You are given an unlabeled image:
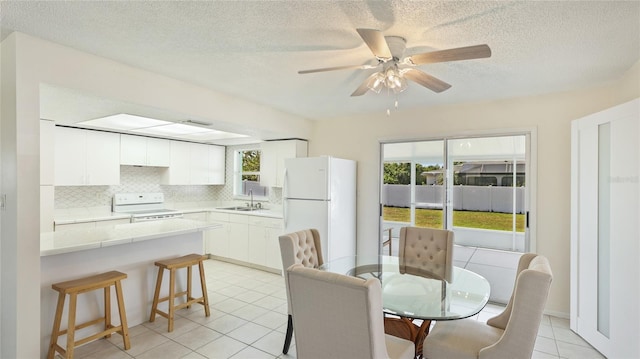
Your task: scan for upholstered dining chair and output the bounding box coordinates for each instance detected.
[422,253,553,359]
[287,264,415,359]
[398,227,454,282]
[278,229,324,354]
[389,226,454,353]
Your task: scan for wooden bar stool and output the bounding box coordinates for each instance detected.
[48,271,131,359]
[149,254,210,332]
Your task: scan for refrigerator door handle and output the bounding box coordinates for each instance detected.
[284,199,288,228]
[283,168,288,199]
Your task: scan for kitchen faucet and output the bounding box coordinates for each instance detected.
[245,189,262,210]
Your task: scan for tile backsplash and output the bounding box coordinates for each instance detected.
[54,166,224,209]
[54,144,283,209]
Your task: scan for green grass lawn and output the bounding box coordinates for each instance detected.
[383,207,525,232]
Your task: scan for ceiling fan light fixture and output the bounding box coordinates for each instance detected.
[367,73,385,93]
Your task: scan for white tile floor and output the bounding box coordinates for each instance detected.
[59,259,605,359]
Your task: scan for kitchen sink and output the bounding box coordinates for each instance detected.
[217,206,260,212]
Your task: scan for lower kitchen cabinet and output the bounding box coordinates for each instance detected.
[206,212,230,257]
[248,216,284,271]
[265,226,284,270]
[227,214,249,262]
[206,211,283,272]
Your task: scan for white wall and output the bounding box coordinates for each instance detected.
[309,61,640,316]
[1,29,638,354]
[0,32,311,357]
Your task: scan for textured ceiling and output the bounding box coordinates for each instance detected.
[1,1,639,122]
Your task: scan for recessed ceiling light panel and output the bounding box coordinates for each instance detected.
[78,114,171,130]
[131,123,213,136]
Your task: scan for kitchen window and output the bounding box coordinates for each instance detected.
[233,149,268,198]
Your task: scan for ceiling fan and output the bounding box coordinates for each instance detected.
[298,28,491,97]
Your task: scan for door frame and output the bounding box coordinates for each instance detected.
[378,127,538,254]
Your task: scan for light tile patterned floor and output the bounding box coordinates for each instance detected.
[59,259,605,359]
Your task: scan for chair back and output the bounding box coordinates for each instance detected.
[481,254,553,358]
[279,229,324,315]
[398,227,454,282]
[286,264,390,359]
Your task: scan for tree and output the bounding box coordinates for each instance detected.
[384,162,434,185]
[241,150,261,181]
[242,150,260,172]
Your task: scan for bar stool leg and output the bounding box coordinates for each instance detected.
[149,266,164,322]
[115,280,131,350]
[47,292,66,359]
[168,268,176,332]
[187,265,192,309]
[66,293,78,359]
[198,260,210,317]
[104,286,112,338]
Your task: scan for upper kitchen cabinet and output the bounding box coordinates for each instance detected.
[260,139,308,187]
[161,141,225,185]
[120,134,171,167]
[208,145,226,184]
[54,127,120,186]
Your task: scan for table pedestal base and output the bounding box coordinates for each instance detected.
[384,316,431,358]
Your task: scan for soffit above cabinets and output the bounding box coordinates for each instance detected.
[39,84,272,146]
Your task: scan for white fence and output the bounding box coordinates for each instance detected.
[383,184,525,214]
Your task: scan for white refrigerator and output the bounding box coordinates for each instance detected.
[283,156,356,263]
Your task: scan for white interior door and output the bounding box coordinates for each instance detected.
[571,99,640,359]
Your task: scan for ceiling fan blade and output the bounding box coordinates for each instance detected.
[350,73,379,97]
[356,28,392,60]
[298,63,376,74]
[403,69,451,93]
[408,44,491,65]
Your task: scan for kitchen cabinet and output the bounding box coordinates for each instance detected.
[260,139,307,187]
[206,211,283,272]
[208,145,226,184]
[227,214,249,262]
[54,127,120,186]
[120,134,170,167]
[248,216,284,271]
[206,212,230,257]
[163,141,191,184]
[161,141,225,185]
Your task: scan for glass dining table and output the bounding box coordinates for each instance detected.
[319,255,490,356]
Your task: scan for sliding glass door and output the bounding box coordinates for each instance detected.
[380,133,530,255]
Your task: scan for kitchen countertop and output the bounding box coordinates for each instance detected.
[53,203,283,225]
[41,218,221,256]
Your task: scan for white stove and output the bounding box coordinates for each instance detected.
[112,193,183,222]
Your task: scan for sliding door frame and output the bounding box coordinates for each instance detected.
[379,127,537,254]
